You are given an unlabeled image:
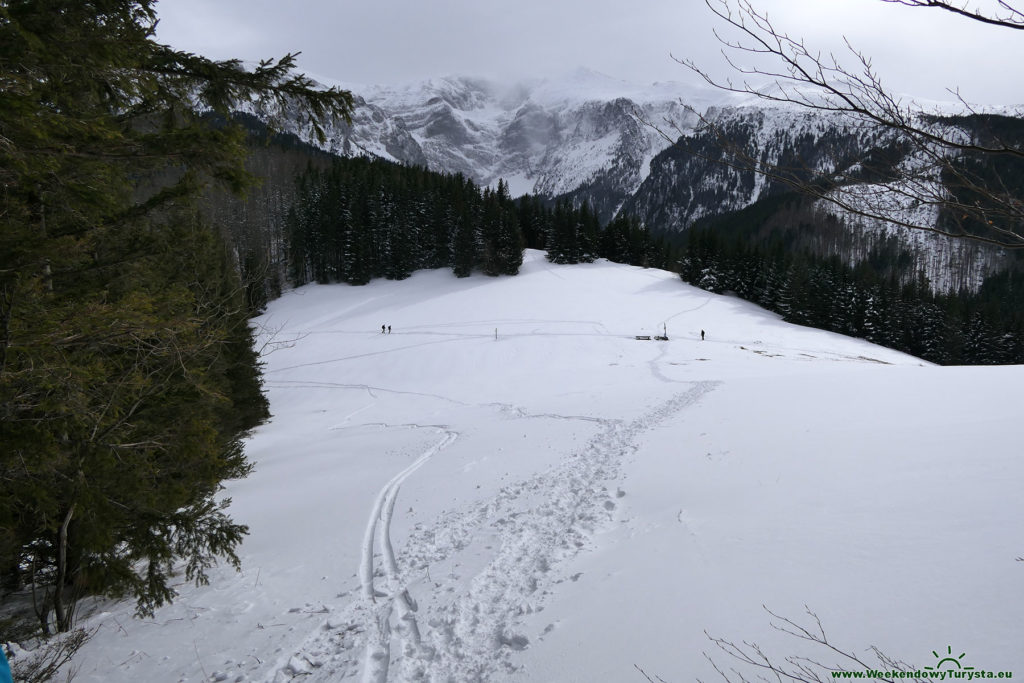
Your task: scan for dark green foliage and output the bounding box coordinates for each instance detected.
[514,194,552,251]
[200,113,339,314]
[679,216,1024,366]
[451,176,483,278]
[546,199,600,264]
[479,181,525,276]
[600,213,675,269]
[280,155,675,284]
[283,159,529,281]
[0,0,351,633]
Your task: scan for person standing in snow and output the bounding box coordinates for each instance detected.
[387,325,391,334]
[381,324,385,334]
[701,330,705,341]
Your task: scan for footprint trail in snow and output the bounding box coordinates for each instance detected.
[265,382,717,682]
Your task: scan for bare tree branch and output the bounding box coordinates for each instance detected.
[879,0,1024,30]
[701,607,926,683]
[651,0,1024,249]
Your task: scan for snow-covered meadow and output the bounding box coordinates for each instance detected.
[73,250,1023,681]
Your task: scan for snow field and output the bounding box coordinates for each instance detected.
[71,251,1024,682]
[513,364,1024,680]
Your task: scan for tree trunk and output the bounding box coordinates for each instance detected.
[53,504,75,633]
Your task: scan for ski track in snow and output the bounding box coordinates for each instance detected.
[265,380,473,408]
[262,381,718,682]
[360,427,458,683]
[268,330,628,375]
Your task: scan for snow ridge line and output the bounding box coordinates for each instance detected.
[360,428,458,683]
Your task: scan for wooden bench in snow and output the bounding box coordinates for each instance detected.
[634,335,651,340]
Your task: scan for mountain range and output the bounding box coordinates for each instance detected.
[260,67,1018,292]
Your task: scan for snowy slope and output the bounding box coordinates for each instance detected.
[243,70,1017,293]
[257,69,723,212]
[69,251,1024,682]
[352,70,704,194]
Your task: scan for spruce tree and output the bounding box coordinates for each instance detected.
[451,177,480,277]
[0,0,352,632]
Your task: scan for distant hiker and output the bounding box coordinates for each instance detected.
[387,325,391,334]
[701,330,705,341]
[381,324,385,334]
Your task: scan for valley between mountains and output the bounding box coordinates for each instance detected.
[73,252,1024,681]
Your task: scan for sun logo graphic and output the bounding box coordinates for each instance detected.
[924,645,975,671]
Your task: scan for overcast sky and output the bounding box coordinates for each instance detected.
[155,0,1024,105]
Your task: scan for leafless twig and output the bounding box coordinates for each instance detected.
[650,0,1024,248]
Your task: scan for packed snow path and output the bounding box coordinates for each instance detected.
[265,381,717,682]
[359,426,458,683]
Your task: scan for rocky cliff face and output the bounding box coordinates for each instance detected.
[622,107,873,230]
[294,70,703,222]
[261,70,1017,291]
[624,106,1016,291]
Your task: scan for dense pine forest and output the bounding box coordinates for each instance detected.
[0,0,352,645]
[678,194,1024,365]
[284,159,678,286]
[210,119,677,310]
[220,119,1023,368]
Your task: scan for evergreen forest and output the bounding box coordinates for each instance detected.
[221,121,1024,369]
[3,1,1022,661]
[280,156,678,288]
[212,119,678,305]
[678,194,1024,365]
[0,0,352,638]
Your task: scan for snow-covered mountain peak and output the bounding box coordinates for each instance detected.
[265,68,763,209]
[526,67,646,107]
[357,68,734,113]
[361,75,500,112]
[249,69,1020,294]
[315,69,716,206]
